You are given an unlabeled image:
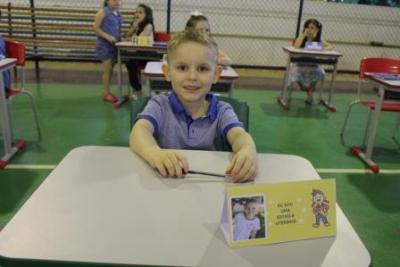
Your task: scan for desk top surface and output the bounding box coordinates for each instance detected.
[116,41,167,51]
[0,58,16,71]
[283,46,343,57]
[144,61,239,80]
[365,72,400,89]
[0,146,370,267]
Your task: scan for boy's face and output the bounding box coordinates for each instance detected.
[313,193,323,204]
[162,41,221,105]
[244,202,258,220]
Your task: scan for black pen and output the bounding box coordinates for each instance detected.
[187,170,226,178]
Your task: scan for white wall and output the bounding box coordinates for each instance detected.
[2,0,399,71]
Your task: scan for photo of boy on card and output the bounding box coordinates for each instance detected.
[231,195,266,241]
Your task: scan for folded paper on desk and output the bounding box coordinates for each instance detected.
[220,179,336,248]
[305,41,323,51]
[132,36,154,47]
[372,73,400,81]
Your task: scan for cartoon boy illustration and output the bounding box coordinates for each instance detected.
[311,189,330,228]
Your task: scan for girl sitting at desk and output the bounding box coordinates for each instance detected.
[125,4,154,98]
[0,10,10,91]
[185,12,233,66]
[291,18,332,105]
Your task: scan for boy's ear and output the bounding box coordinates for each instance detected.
[161,63,171,81]
[212,65,223,84]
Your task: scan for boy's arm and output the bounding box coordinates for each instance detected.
[250,229,258,239]
[226,127,258,183]
[130,119,189,178]
[93,10,117,44]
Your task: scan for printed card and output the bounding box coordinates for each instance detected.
[220,179,336,248]
[136,36,153,47]
[305,41,323,51]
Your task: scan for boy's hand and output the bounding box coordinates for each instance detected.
[225,147,258,183]
[149,150,189,178]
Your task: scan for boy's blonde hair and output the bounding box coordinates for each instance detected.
[166,29,218,63]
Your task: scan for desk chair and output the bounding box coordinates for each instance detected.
[340,57,400,147]
[5,40,41,140]
[154,32,171,43]
[130,95,249,151]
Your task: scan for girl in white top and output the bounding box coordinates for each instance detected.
[185,12,233,66]
[125,4,154,95]
[290,18,332,105]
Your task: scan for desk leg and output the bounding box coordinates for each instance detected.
[277,56,291,110]
[350,85,384,173]
[319,62,337,112]
[229,82,234,97]
[0,75,25,168]
[113,48,129,109]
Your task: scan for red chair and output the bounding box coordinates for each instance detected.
[154,32,171,42]
[340,57,400,148]
[5,40,41,139]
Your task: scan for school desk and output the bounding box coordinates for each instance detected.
[143,61,239,96]
[278,46,343,111]
[349,72,400,173]
[0,146,371,267]
[114,41,167,108]
[0,58,25,168]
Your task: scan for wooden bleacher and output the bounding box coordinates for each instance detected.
[0,3,133,78]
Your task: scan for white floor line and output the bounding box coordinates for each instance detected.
[317,168,400,174]
[6,164,56,170]
[5,164,400,174]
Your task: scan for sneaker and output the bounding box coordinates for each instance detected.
[102,94,118,103]
[305,98,313,105]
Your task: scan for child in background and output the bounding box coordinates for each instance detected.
[125,4,155,96]
[233,199,261,241]
[129,30,257,183]
[93,0,123,103]
[291,18,332,105]
[0,10,11,91]
[185,12,233,66]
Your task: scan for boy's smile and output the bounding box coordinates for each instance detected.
[244,202,259,220]
[162,41,221,109]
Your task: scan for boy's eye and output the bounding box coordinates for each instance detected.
[198,65,210,73]
[175,64,188,71]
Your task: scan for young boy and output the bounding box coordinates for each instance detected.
[233,199,261,241]
[129,30,257,183]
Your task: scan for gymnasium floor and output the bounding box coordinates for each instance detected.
[1,70,399,266]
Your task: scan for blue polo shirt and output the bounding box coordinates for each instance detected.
[136,92,243,151]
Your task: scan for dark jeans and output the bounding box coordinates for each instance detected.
[125,59,148,91]
[384,90,400,100]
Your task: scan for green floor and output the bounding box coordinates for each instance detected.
[1,82,400,267]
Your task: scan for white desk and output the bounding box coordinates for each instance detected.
[0,146,370,266]
[278,46,343,111]
[114,41,167,108]
[350,72,400,173]
[0,58,25,169]
[144,61,239,96]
